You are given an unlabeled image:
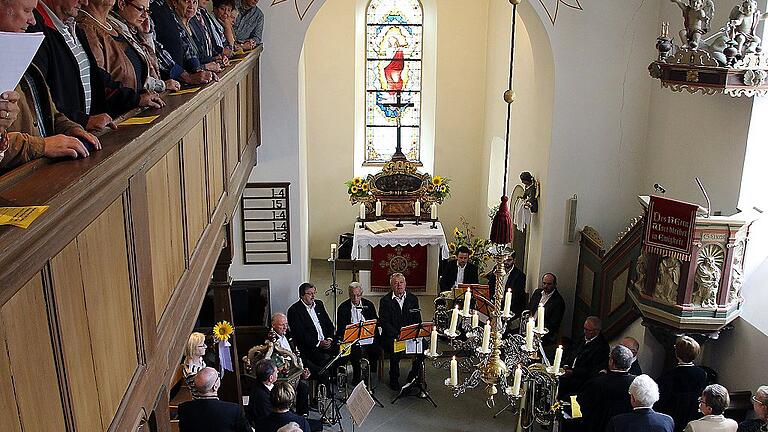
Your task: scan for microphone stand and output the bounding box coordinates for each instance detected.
[327,250,342,327]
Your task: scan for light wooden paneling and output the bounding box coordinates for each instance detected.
[50,241,104,432]
[183,120,208,254]
[224,87,239,180]
[206,104,225,216]
[246,72,254,141]
[0,275,66,432]
[147,146,185,323]
[0,327,21,432]
[77,198,138,427]
[238,82,248,157]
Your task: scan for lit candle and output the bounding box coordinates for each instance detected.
[481,322,491,352]
[450,356,458,386]
[552,345,563,373]
[330,243,337,259]
[463,288,472,316]
[537,303,545,332]
[375,200,382,217]
[430,203,438,220]
[503,289,512,316]
[511,365,522,396]
[359,203,366,220]
[414,201,421,217]
[430,328,438,355]
[448,306,459,335]
[525,318,534,350]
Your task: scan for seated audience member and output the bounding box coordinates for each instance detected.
[485,249,525,316]
[277,423,303,432]
[151,0,221,78]
[526,272,565,345]
[30,0,163,129]
[137,17,211,85]
[232,0,262,45]
[440,245,479,292]
[211,0,239,53]
[108,0,181,92]
[79,0,169,101]
[0,1,100,172]
[336,282,380,384]
[178,367,250,432]
[657,336,708,432]
[182,332,207,398]
[607,374,675,432]
[192,0,230,62]
[621,336,643,375]
[738,386,768,432]
[248,358,278,425]
[286,282,336,382]
[260,381,311,432]
[578,345,636,432]
[559,316,610,396]
[685,384,738,432]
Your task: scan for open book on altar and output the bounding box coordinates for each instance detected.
[364,220,397,234]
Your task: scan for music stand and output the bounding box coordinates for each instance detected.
[391,322,437,407]
[335,259,373,283]
[341,320,384,408]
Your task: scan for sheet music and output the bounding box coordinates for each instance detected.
[0,32,45,92]
[348,381,376,426]
[359,337,374,346]
[405,337,423,354]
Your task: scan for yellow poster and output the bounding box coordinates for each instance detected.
[570,395,582,418]
[169,87,201,96]
[339,343,352,358]
[121,115,159,126]
[393,340,406,353]
[0,206,49,229]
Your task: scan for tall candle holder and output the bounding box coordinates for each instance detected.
[413,215,421,226]
[430,218,438,229]
[396,219,404,227]
[357,217,365,229]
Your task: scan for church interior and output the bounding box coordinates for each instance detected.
[2,0,768,431]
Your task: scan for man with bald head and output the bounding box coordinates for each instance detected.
[267,313,311,417]
[621,336,643,375]
[178,367,250,432]
[560,316,610,396]
[336,282,380,384]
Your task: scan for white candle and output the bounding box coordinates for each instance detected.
[525,318,534,350]
[430,328,438,355]
[450,356,458,386]
[463,289,472,316]
[552,345,563,373]
[537,303,545,332]
[430,203,438,220]
[359,203,366,220]
[503,289,512,316]
[448,306,459,335]
[330,243,337,259]
[481,323,491,352]
[511,365,522,396]
[415,201,421,217]
[375,200,382,217]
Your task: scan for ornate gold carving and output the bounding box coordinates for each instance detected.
[686,69,700,82]
[581,226,604,249]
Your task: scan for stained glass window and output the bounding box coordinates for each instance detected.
[365,0,423,165]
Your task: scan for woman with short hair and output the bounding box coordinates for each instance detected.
[258,381,310,432]
[684,384,738,432]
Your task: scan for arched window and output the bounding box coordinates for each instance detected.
[364,0,423,165]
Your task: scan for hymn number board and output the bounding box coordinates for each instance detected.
[241,183,291,264]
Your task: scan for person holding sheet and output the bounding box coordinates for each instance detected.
[336,281,381,384]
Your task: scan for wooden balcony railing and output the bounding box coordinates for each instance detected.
[0,47,262,432]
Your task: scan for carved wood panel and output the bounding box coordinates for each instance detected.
[224,87,240,180]
[206,104,225,218]
[183,120,210,254]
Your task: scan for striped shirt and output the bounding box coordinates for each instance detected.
[42,3,92,114]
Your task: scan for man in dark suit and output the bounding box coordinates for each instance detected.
[248,359,278,425]
[526,272,565,345]
[379,272,422,391]
[621,336,643,376]
[656,336,708,432]
[336,282,380,384]
[486,249,526,316]
[560,316,610,396]
[578,345,637,432]
[286,282,336,381]
[440,246,479,291]
[607,374,675,432]
[178,367,250,432]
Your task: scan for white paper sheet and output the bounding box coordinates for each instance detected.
[348,381,376,427]
[0,32,45,92]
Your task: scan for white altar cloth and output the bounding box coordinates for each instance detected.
[351,222,449,260]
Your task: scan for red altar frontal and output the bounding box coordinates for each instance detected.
[370,245,428,292]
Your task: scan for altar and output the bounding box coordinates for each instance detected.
[351,222,448,295]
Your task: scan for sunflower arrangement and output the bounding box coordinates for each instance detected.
[448,217,491,272]
[213,320,235,342]
[345,177,372,198]
[427,175,451,202]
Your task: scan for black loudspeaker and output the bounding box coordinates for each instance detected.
[338,233,354,259]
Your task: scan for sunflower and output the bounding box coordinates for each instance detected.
[453,227,461,237]
[352,177,363,186]
[431,176,443,186]
[361,183,369,192]
[213,321,234,342]
[448,242,456,252]
[351,186,359,194]
[427,184,435,192]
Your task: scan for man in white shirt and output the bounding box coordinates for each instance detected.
[378,273,422,391]
[439,246,479,291]
[336,282,380,384]
[286,283,336,382]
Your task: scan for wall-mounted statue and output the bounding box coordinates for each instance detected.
[693,244,723,307]
[655,256,681,305]
[727,0,768,54]
[670,0,715,49]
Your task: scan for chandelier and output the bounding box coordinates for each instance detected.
[428,0,564,427]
